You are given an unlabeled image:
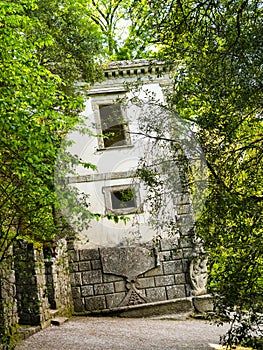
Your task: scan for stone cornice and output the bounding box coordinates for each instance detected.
[104,59,170,79]
[88,59,173,95]
[68,170,136,184]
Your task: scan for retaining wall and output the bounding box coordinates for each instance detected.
[68,237,195,313]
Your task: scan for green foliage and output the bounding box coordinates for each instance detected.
[114,0,263,346]
[143,0,263,346]
[86,0,163,59]
[28,0,103,91]
[0,0,102,263]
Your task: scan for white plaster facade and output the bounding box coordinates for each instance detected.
[65,60,173,249]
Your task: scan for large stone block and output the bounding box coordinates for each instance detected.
[166,285,186,299]
[137,277,155,289]
[85,295,106,311]
[78,261,91,272]
[82,270,102,285]
[73,298,85,312]
[79,249,100,261]
[155,275,175,287]
[91,259,102,270]
[94,283,114,295]
[174,273,186,284]
[146,287,166,302]
[114,280,126,293]
[81,285,94,297]
[70,272,82,286]
[162,260,183,275]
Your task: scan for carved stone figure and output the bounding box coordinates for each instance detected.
[120,279,148,306]
[100,245,157,305]
[189,255,208,296]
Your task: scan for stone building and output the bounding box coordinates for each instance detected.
[64,59,210,316]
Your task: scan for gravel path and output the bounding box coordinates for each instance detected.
[16,316,229,350]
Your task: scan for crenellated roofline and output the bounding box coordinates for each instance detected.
[88,59,173,95]
[103,59,170,78]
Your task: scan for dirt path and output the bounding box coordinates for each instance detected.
[16,316,229,350]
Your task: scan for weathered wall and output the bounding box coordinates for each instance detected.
[65,62,172,250]
[68,236,195,313]
[0,248,18,347]
[0,60,211,348]
[0,239,74,345]
[14,241,50,326]
[44,239,73,317]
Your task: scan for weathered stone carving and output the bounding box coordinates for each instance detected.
[189,256,208,296]
[100,246,156,305]
[100,246,156,281]
[189,237,208,296]
[119,280,148,306]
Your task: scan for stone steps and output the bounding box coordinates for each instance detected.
[51,317,69,326]
[49,309,59,317]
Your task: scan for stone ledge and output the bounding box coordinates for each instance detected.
[73,295,213,318]
[51,317,69,326]
[192,294,214,314]
[73,297,194,318]
[49,309,59,318]
[17,325,42,340]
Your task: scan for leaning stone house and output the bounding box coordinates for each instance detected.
[63,59,210,316]
[0,60,210,344]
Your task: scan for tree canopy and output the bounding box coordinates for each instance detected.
[132,1,262,346]
[86,0,165,59]
[0,0,102,263]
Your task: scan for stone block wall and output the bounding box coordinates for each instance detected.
[14,241,50,326]
[44,239,73,316]
[0,240,74,345]
[69,237,194,313]
[12,239,73,327]
[0,249,18,346]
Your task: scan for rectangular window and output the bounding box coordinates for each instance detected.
[103,184,142,215]
[111,188,136,210]
[99,104,128,148]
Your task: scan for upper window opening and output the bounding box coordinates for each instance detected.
[103,184,142,215]
[99,104,128,148]
[111,188,136,210]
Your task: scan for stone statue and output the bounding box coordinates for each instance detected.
[190,255,208,296]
